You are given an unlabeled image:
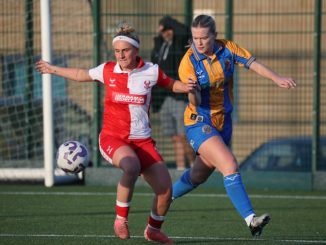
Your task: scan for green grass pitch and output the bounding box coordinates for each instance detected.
[1,184,326,244]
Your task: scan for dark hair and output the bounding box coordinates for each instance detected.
[114,21,140,44]
[159,15,174,32]
[191,15,216,35]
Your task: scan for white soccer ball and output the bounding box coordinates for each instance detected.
[56,140,89,173]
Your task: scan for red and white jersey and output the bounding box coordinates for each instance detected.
[89,57,173,139]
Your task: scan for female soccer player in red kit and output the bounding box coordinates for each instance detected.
[36,22,197,244]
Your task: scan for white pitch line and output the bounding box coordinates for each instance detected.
[0,191,326,200]
[0,233,325,244]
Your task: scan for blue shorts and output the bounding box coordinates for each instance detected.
[185,114,232,152]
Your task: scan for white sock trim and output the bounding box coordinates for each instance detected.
[150,211,165,221]
[116,200,130,207]
[116,215,127,220]
[245,213,255,226]
[147,224,160,231]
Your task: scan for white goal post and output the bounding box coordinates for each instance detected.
[41,0,55,187]
[0,0,82,186]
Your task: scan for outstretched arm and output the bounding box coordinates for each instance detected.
[35,60,92,82]
[171,79,198,93]
[169,79,201,105]
[249,60,296,89]
[168,78,201,106]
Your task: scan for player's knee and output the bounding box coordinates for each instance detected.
[221,163,238,176]
[120,160,141,178]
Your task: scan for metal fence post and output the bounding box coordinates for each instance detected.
[92,0,101,167]
[25,0,34,159]
[184,0,193,28]
[225,0,233,40]
[312,0,322,187]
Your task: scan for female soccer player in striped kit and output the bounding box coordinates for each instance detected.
[36,21,197,244]
[172,14,296,237]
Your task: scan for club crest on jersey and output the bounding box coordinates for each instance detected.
[144,80,151,89]
[201,125,212,134]
[196,70,205,80]
[109,78,116,87]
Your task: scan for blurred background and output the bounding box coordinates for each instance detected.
[0,0,325,187]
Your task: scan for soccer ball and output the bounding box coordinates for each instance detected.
[56,140,89,173]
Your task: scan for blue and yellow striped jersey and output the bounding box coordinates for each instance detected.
[178,39,255,130]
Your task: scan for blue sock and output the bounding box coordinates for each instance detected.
[172,169,198,199]
[224,173,254,219]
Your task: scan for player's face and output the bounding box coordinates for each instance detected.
[191,26,216,56]
[113,41,139,71]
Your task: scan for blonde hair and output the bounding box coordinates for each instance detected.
[114,21,140,44]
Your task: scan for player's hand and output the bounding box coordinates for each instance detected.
[187,78,200,93]
[274,77,296,89]
[187,78,201,106]
[35,60,55,74]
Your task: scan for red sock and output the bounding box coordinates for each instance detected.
[148,212,165,229]
[115,200,130,219]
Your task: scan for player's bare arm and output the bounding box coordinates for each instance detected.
[171,79,198,93]
[249,60,296,89]
[35,60,92,82]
